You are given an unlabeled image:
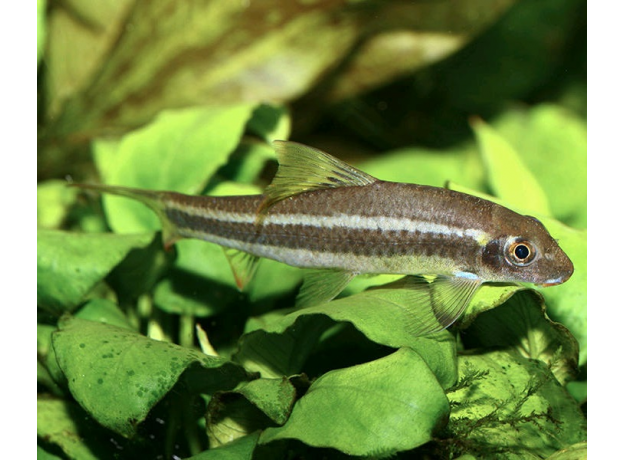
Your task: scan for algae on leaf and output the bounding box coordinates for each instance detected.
[52,317,250,438]
[463,290,579,386]
[441,351,586,459]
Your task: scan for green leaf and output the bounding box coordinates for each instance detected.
[206,397,270,449]
[36,445,63,460]
[246,104,291,143]
[214,144,275,189]
[462,290,579,385]
[37,397,120,459]
[445,351,586,458]
[93,105,255,233]
[52,317,249,438]
[206,378,297,447]
[236,287,458,388]
[75,298,135,330]
[235,315,333,379]
[38,325,64,394]
[492,104,587,228]
[461,283,522,328]
[233,378,297,425]
[546,442,587,460]
[37,180,78,229]
[260,348,449,456]
[37,0,46,63]
[471,118,551,216]
[360,143,484,189]
[37,230,157,313]
[153,270,231,318]
[187,432,261,460]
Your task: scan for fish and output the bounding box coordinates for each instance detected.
[73,141,574,336]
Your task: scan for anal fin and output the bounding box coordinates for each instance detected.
[296,270,356,308]
[223,248,261,291]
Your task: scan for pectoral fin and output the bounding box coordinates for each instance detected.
[258,141,377,216]
[381,274,482,337]
[296,270,356,308]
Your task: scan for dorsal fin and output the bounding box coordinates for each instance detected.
[258,141,377,215]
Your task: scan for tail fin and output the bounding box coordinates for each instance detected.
[71,183,180,249]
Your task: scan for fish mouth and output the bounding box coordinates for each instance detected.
[540,281,562,287]
[539,272,573,287]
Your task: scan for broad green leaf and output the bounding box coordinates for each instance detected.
[153,270,230,318]
[206,397,271,449]
[38,325,63,394]
[93,105,255,233]
[260,348,449,456]
[75,298,135,330]
[206,378,296,447]
[233,378,297,426]
[246,258,303,304]
[52,317,249,438]
[471,118,551,216]
[37,180,78,229]
[187,432,260,460]
[235,315,334,379]
[236,288,458,388]
[360,143,484,189]
[462,290,579,385]
[492,104,587,228]
[37,445,63,460]
[446,351,586,458]
[106,231,174,303]
[461,283,522,327]
[173,240,242,293]
[37,397,120,459]
[37,230,157,313]
[37,0,46,63]
[213,144,275,189]
[246,104,291,143]
[546,442,587,460]
[566,381,586,404]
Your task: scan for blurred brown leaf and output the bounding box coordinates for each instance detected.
[40,0,516,178]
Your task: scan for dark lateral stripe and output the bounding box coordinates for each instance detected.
[165,208,482,262]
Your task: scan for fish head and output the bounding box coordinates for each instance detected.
[480,213,574,286]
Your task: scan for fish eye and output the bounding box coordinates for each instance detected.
[505,239,537,266]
